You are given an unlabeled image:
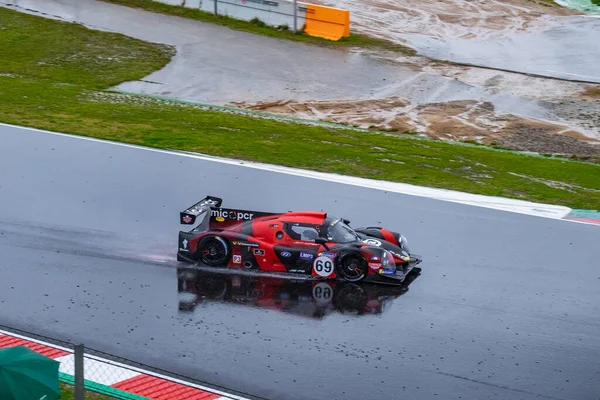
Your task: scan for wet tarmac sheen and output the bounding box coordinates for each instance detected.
[1,125,599,400]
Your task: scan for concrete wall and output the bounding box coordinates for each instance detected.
[202,0,307,28]
[160,0,185,5]
[152,0,307,29]
[183,0,202,7]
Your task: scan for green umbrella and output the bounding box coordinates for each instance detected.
[0,346,62,400]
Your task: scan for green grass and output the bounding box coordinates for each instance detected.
[0,7,599,210]
[536,0,561,6]
[59,382,114,399]
[592,0,600,6]
[99,0,416,55]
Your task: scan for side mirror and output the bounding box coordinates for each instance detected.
[315,237,330,250]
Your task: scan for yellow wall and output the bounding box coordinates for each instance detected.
[304,4,350,41]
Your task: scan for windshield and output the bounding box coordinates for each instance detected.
[323,218,359,243]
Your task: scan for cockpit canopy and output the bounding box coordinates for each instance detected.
[321,217,359,243]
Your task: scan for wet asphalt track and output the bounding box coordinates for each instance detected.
[1,124,600,400]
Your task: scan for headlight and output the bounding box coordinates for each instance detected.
[399,235,410,252]
[382,253,390,266]
[382,250,395,266]
[400,235,408,247]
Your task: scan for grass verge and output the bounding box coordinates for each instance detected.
[59,382,114,399]
[0,7,599,210]
[535,0,562,6]
[99,0,416,55]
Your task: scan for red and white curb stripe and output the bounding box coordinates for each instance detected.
[0,329,248,400]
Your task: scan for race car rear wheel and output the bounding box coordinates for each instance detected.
[197,235,230,267]
[337,253,368,282]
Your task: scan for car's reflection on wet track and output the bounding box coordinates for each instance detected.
[177,267,421,319]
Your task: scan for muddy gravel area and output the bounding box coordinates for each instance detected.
[314,0,576,42]
[498,124,600,159]
[232,95,600,161]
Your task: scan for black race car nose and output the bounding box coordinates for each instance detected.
[408,253,423,264]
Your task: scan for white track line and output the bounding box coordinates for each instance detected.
[0,122,588,223]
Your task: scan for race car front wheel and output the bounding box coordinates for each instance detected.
[337,253,368,282]
[197,235,230,267]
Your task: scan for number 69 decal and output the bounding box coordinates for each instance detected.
[313,255,335,277]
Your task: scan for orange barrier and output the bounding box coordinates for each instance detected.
[304,4,350,41]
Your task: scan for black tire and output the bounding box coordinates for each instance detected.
[336,253,368,282]
[196,235,230,266]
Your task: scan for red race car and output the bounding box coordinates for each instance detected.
[177,196,422,285]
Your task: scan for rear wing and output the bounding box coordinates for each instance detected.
[180,196,223,225]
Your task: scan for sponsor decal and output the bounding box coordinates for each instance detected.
[215,216,225,222]
[313,256,334,277]
[363,238,382,246]
[233,255,242,263]
[280,251,291,258]
[179,238,190,253]
[369,255,380,261]
[254,249,265,256]
[300,252,313,260]
[182,215,192,223]
[294,241,320,246]
[211,209,254,221]
[269,224,279,228]
[319,252,336,258]
[390,249,410,261]
[368,262,382,270]
[232,241,259,248]
[379,269,395,275]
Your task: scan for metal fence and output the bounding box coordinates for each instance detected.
[0,324,256,400]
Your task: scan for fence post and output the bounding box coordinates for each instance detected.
[293,0,297,33]
[74,343,85,400]
[214,0,218,15]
